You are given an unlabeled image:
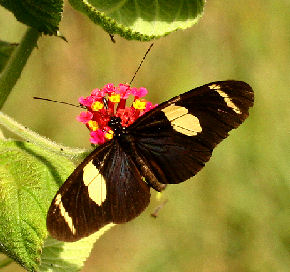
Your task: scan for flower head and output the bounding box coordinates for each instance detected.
[77,83,157,144]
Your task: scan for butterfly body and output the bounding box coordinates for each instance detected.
[107,116,126,136]
[47,80,254,241]
[109,116,169,192]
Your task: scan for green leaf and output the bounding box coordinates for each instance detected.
[0,41,17,73]
[39,224,114,272]
[69,0,205,41]
[0,0,63,35]
[0,140,113,271]
[0,140,74,270]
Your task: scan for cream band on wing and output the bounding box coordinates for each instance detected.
[209,84,242,114]
[162,104,202,136]
[83,161,107,206]
[55,194,76,234]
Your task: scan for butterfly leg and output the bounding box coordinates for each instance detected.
[128,141,166,192]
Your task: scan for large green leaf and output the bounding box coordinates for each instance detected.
[0,140,75,270]
[69,0,205,40]
[0,140,113,271]
[0,41,17,73]
[0,0,63,35]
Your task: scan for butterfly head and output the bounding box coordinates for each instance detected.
[76,83,158,145]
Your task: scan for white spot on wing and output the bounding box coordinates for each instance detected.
[209,84,242,114]
[162,104,202,136]
[83,161,107,205]
[55,194,76,234]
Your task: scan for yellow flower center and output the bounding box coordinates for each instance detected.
[105,130,114,139]
[87,120,99,131]
[133,99,146,110]
[91,101,104,111]
[108,93,121,103]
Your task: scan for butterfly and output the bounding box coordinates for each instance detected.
[47,80,254,241]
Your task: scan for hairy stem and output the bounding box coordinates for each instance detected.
[0,111,88,160]
[0,27,40,109]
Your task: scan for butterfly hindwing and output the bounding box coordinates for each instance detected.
[102,141,151,224]
[129,80,254,184]
[47,140,150,242]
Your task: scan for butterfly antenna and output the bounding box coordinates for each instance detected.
[33,97,84,108]
[129,43,154,85]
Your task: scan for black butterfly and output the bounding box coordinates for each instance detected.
[47,80,254,241]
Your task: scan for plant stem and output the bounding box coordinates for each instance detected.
[0,27,40,109]
[0,111,88,160]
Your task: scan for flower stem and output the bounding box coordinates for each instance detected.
[0,111,88,160]
[0,27,40,109]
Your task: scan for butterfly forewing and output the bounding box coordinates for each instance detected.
[129,80,254,184]
[47,140,150,242]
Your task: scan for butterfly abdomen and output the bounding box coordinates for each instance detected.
[116,133,166,192]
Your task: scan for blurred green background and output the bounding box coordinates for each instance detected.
[1,0,289,271]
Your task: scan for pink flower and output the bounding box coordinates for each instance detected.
[116,84,131,99]
[90,129,105,145]
[77,83,156,145]
[131,87,148,98]
[145,102,158,112]
[91,88,106,98]
[78,96,94,107]
[138,87,148,97]
[76,111,93,123]
[103,83,115,94]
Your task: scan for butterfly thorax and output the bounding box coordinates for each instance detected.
[107,116,165,192]
[108,116,127,137]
